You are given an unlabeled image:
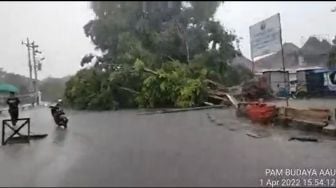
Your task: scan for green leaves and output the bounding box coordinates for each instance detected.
[176,78,205,108]
[82,2,234,68]
[63,1,254,110]
[189,1,222,22]
[134,60,206,108]
[64,69,114,110]
[134,59,145,72]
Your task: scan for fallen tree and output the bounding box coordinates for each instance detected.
[63,2,254,110]
[64,58,249,110]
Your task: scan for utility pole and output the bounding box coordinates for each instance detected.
[278,13,289,107]
[21,38,33,92]
[31,41,41,105]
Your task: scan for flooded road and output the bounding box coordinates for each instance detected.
[0,105,335,186]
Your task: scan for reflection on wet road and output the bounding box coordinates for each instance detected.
[52,127,68,146]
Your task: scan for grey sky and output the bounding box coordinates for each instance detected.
[0,1,335,79]
[0,1,94,79]
[215,1,336,59]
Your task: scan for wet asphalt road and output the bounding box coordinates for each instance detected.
[0,105,336,187]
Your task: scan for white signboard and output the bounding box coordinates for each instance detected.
[249,13,282,59]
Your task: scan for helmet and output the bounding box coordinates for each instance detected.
[56,99,63,107]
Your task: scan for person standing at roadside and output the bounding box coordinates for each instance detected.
[6,92,20,126]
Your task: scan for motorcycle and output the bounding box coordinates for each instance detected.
[49,105,68,128]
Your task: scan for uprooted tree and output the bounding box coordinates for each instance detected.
[64,1,253,110]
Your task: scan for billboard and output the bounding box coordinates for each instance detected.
[249,13,282,59]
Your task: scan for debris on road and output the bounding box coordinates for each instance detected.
[322,124,336,136]
[235,98,336,138]
[236,102,277,125]
[204,102,215,106]
[288,137,318,142]
[207,113,216,122]
[228,127,237,131]
[246,129,271,138]
[215,120,223,126]
[246,103,277,125]
[246,131,261,138]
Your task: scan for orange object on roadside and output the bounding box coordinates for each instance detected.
[245,103,277,124]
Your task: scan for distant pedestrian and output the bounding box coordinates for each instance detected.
[7,92,20,126]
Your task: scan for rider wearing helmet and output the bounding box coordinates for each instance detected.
[50,99,68,127]
[56,99,62,107]
[51,99,63,116]
[54,99,65,121]
[55,99,63,112]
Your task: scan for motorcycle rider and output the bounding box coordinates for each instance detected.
[52,99,68,127]
[56,99,62,108]
[54,99,64,117]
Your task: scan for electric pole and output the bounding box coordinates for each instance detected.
[31,41,42,105]
[21,38,33,92]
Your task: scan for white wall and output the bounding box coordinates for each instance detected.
[263,71,289,94]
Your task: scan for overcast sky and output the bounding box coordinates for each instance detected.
[0,1,95,79]
[215,1,336,59]
[0,1,335,79]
